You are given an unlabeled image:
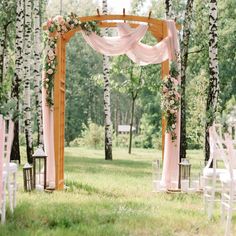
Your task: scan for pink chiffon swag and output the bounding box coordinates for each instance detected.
[42,20,180,190]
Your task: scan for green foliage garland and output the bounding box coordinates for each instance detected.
[44,13,100,106]
[161,62,180,141]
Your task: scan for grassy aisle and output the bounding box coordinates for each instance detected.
[0,148,233,235]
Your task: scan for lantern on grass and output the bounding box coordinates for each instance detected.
[178,159,191,191]
[23,163,33,191]
[32,147,47,190]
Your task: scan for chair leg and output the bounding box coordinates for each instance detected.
[225,207,232,236]
[13,173,17,209]
[8,179,13,214]
[1,192,6,224]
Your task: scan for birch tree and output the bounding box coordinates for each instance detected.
[23,0,34,163]
[180,0,195,160]
[205,0,219,161]
[33,0,43,147]
[102,0,112,160]
[165,0,173,18]
[11,0,24,163]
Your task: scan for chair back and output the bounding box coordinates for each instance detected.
[3,118,14,168]
[224,134,236,181]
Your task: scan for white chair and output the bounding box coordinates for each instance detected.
[203,124,228,218]
[220,134,236,236]
[3,118,17,213]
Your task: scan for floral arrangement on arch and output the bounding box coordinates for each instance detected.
[44,13,100,106]
[161,62,181,141]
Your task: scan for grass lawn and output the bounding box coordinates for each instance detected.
[0,147,235,236]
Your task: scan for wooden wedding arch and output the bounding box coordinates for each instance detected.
[44,14,180,190]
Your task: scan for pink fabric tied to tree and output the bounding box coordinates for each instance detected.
[42,20,180,190]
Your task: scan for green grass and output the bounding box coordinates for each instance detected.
[0,147,235,235]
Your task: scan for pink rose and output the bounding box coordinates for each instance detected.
[47,69,53,75]
[173,79,179,85]
[47,19,53,28]
[49,55,55,61]
[47,49,54,57]
[163,86,168,93]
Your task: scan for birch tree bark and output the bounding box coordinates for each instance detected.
[102,0,113,160]
[165,0,173,18]
[23,0,34,163]
[205,0,219,161]
[10,0,24,163]
[33,0,43,147]
[180,0,195,160]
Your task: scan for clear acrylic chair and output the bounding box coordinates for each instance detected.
[220,134,236,236]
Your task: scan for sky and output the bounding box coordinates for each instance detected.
[97,0,152,14]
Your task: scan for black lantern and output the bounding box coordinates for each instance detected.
[23,163,33,191]
[32,147,47,190]
[178,159,191,191]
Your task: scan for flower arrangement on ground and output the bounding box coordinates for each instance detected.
[161,62,180,141]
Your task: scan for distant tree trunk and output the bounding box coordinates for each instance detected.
[23,0,34,163]
[0,21,11,83]
[11,0,24,163]
[165,0,173,18]
[205,0,219,162]
[180,0,194,160]
[33,0,43,147]
[128,95,137,154]
[102,0,113,160]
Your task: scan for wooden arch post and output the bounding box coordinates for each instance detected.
[51,15,176,190]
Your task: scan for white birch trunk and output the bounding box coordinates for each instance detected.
[102,0,112,160]
[23,0,34,162]
[165,0,173,19]
[33,0,43,147]
[205,0,219,161]
[10,0,25,163]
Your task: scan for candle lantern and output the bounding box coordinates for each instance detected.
[32,147,47,190]
[152,160,160,181]
[23,163,33,191]
[152,159,161,192]
[178,159,191,191]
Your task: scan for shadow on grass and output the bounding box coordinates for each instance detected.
[0,197,148,236]
[64,180,123,198]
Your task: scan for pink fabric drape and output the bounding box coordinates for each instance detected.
[117,21,178,65]
[82,24,148,56]
[42,73,55,188]
[0,115,5,205]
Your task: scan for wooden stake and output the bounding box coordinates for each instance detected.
[148,11,152,19]
[97,9,100,16]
